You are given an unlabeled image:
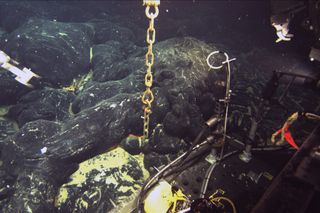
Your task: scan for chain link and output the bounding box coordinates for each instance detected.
[141,0,159,143]
[144,72,153,87]
[146,46,154,67]
[142,88,154,106]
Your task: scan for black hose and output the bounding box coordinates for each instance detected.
[164,143,212,178]
[200,150,239,198]
[177,126,208,167]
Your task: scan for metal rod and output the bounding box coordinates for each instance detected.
[219,53,232,160]
[278,76,296,103]
[274,70,316,80]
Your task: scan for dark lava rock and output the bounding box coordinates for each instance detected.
[0,71,31,105]
[120,96,172,156]
[91,40,144,82]
[109,17,146,45]
[162,96,207,139]
[197,92,217,120]
[0,37,227,212]
[3,18,94,86]
[72,86,170,136]
[0,118,17,142]
[1,120,62,178]
[0,2,45,32]
[72,78,144,113]
[0,168,15,210]
[8,169,59,212]
[0,93,144,212]
[90,20,136,44]
[120,135,142,155]
[0,27,6,44]
[0,2,92,32]
[75,38,224,137]
[150,124,187,155]
[144,152,179,174]
[8,88,74,127]
[163,111,190,138]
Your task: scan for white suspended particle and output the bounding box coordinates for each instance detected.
[40,147,47,154]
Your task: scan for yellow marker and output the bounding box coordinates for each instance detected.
[144,181,173,213]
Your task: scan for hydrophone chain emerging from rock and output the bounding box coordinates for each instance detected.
[141,0,160,145]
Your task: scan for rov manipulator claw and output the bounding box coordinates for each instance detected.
[0,50,41,88]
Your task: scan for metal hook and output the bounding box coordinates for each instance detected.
[206,51,236,70]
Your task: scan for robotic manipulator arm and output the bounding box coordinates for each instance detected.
[270,1,306,43]
[271,20,294,43]
[0,50,40,88]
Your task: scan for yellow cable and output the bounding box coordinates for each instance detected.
[211,196,237,213]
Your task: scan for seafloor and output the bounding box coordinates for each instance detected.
[0,1,319,212]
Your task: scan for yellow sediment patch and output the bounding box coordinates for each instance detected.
[62,71,92,93]
[55,147,149,210]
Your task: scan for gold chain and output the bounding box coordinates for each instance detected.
[142,0,160,143]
